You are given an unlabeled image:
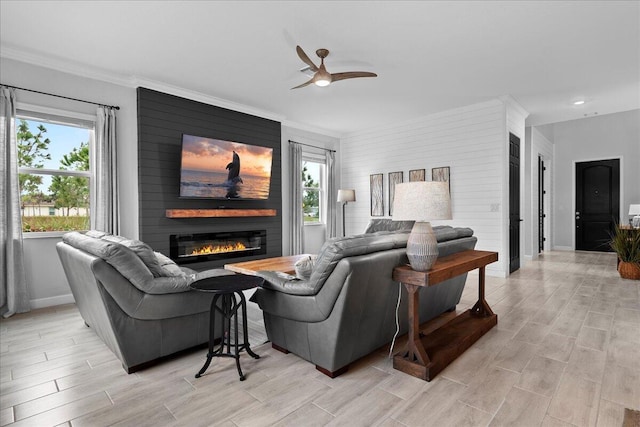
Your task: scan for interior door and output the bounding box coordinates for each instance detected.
[538,156,545,253]
[575,159,620,251]
[509,133,521,273]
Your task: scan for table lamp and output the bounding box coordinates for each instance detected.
[337,189,356,237]
[630,204,640,228]
[392,181,452,271]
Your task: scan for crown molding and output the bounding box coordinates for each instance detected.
[281,119,343,139]
[1,45,134,87]
[131,76,285,123]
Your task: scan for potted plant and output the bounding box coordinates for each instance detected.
[610,223,640,280]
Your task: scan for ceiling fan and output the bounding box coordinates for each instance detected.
[292,45,377,89]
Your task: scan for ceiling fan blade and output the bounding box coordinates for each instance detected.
[296,46,319,72]
[291,77,315,90]
[330,72,378,82]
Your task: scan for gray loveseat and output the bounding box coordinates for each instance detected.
[57,231,234,373]
[251,225,477,377]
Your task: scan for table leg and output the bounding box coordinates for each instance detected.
[195,291,260,381]
[225,295,232,355]
[196,294,220,378]
[401,283,430,365]
[232,294,245,381]
[238,291,260,360]
[471,266,494,317]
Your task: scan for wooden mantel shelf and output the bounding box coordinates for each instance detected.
[166,209,277,218]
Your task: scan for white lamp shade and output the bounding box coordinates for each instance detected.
[629,204,640,215]
[392,181,452,221]
[337,189,356,203]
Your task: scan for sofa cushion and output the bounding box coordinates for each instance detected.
[101,235,165,278]
[431,226,475,242]
[256,271,315,295]
[432,226,458,242]
[63,232,154,290]
[85,230,108,239]
[363,219,415,233]
[454,227,474,238]
[154,251,187,277]
[62,232,234,295]
[142,269,234,294]
[307,231,410,294]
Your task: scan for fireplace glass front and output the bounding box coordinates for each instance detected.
[170,230,266,264]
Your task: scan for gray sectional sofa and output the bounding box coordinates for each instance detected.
[56,231,234,373]
[251,225,477,377]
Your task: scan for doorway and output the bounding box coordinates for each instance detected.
[509,133,521,273]
[575,159,620,251]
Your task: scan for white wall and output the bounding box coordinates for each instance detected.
[1,58,138,307]
[281,125,340,255]
[341,99,521,277]
[541,110,640,249]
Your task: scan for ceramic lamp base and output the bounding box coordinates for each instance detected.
[406,222,439,271]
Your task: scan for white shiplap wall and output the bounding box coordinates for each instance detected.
[341,99,513,276]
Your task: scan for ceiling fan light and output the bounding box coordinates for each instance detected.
[315,78,331,87]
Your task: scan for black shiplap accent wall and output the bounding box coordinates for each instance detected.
[137,87,282,271]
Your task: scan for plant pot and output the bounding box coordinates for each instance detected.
[618,261,640,280]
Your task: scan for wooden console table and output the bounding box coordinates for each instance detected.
[392,249,499,381]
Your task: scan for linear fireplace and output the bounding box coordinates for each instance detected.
[170,230,266,264]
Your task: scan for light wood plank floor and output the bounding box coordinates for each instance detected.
[1,251,639,426]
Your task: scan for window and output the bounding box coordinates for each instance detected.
[302,158,325,224]
[17,108,94,233]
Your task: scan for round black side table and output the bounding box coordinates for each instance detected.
[190,274,264,381]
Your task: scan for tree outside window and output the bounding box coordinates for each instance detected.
[302,160,324,224]
[17,115,93,233]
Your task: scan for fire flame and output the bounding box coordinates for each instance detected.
[191,242,247,256]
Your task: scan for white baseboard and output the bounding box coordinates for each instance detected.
[553,246,573,251]
[30,294,75,310]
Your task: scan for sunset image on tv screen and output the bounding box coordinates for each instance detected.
[179,134,273,199]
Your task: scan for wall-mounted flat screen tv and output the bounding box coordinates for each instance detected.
[179,134,273,200]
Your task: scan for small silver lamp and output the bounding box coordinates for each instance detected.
[337,189,356,237]
[630,204,640,228]
[392,181,452,271]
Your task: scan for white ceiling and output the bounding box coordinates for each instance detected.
[1,1,639,135]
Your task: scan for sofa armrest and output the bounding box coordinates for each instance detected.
[256,271,317,296]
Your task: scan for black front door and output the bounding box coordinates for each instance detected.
[509,133,521,273]
[576,159,620,251]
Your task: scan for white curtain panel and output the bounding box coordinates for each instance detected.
[91,107,119,234]
[0,86,30,317]
[325,150,337,239]
[290,142,304,254]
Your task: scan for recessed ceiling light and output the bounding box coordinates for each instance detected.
[573,100,585,105]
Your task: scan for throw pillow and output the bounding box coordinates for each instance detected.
[294,255,315,280]
[101,235,165,278]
